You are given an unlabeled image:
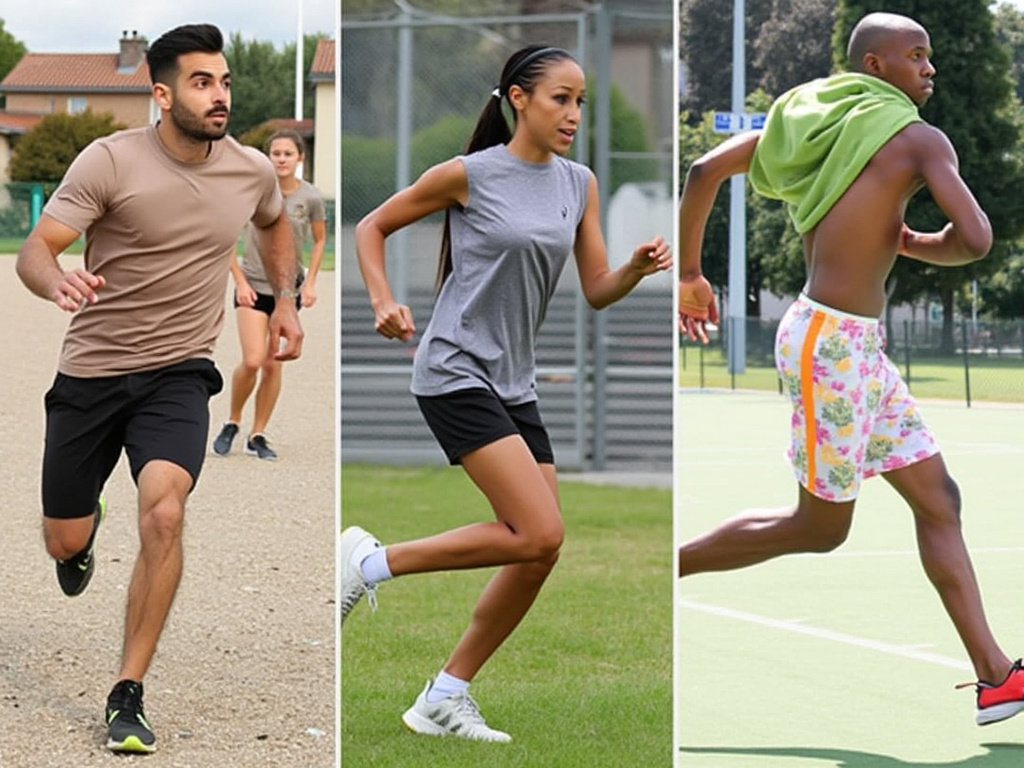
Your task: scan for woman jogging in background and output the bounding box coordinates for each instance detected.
[212,129,326,460]
[340,45,672,742]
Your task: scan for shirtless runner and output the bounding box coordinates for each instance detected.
[676,11,1024,726]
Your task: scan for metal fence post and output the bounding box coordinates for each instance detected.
[961,317,972,408]
[589,3,613,471]
[903,319,911,388]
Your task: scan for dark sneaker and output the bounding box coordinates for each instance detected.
[56,497,105,597]
[106,679,156,753]
[212,421,239,455]
[960,659,1024,725]
[245,433,278,460]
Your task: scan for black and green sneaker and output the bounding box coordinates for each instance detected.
[55,496,105,597]
[106,679,157,753]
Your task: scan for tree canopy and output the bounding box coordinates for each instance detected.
[8,111,126,183]
[0,17,27,88]
[224,32,328,137]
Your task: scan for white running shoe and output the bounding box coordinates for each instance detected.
[339,526,382,625]
[401,680,512,742]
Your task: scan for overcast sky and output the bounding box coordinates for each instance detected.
[2,0,335,53]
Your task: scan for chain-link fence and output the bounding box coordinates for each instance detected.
[341,2,676,470]
[680,315,1024,406]
[0,183,47,246]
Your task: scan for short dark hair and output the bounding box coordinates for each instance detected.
[265,129,306,156]
[146,23,224,86]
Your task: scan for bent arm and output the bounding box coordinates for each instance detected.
[678,131,760,279]
[574,173,671,310]
[305,218,327,286]
[16,214,99,311]
[355,158,467,312]
[252,210,298,295]
[901,126,991,266]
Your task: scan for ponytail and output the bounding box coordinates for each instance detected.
[434,45,575,291]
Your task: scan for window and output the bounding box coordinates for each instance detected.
[68,97,88,115]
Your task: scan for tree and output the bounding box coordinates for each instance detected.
[8,111,126,183]
[225,33,327,138]
[835,0,1024,352]
[680,0,772,117]
[993,2,1024,103]
[754,0,837,96]
[0,17,26,86]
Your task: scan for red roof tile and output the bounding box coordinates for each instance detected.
[1,53,150,92]
[0,110,45,134]
[310,39,335,79]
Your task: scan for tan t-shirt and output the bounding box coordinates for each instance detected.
[45,125,282,377]
[241,178,325,295]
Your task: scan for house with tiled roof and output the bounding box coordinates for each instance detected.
[0,31,154,184]
[309,38,335,199]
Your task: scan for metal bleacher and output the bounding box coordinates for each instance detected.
[340,283,673,471]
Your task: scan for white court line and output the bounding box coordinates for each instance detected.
[801,546,1024,558]
[678,597,973,672]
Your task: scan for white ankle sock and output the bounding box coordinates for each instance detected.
[359,547,392,585]
[426,670,469,703]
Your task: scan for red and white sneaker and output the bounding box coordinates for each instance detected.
[959,659,1024,725]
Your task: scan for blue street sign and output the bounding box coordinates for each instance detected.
[713,111,767,133]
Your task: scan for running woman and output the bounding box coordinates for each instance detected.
[212,129,326,460]
[341,45,672,741]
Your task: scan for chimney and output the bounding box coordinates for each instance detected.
[118,30,147,71]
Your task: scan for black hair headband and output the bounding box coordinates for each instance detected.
[494,46,573,98]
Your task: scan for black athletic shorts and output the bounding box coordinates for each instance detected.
[233,274,304,316]
[41,358,223,519]
[415,388,554,466]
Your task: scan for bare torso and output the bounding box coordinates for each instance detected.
[801,124,927,317]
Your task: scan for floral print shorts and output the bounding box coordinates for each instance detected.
[775,294,939,502]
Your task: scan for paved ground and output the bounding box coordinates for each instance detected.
[0,255,336,767]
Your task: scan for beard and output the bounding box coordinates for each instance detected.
[170,99,230,142]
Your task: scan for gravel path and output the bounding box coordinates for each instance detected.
[0,255,337,767]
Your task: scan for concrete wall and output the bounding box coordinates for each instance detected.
[313,81,336,200]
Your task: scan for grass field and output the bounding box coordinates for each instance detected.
[679,343,1024,403]
[341,465,672,768]
[675,391,1024,767]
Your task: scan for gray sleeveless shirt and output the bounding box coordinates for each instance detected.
[411,144,591,404]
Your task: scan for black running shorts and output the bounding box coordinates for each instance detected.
[415,388,554,466]
[41,358,223,519]
[233,274,304,316]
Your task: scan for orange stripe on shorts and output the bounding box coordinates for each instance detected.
[800,311,827,491]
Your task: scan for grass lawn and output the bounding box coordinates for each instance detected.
[340,465,673,768]
[679,342,1024,403]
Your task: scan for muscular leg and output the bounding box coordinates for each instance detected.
[884,454,1012,683]
[441,458,561,682]
[251,358,283,436]
[677,486,854,577]
[118,459,191,682]
[384,436,564,576]
[227,308,270,425]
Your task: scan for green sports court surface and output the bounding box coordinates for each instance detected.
[675,391,1024,768]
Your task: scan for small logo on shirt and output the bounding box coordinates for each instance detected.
[561,205,568,219]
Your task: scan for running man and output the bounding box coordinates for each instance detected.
[15,23,303,753]
[677,11,1024,726]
